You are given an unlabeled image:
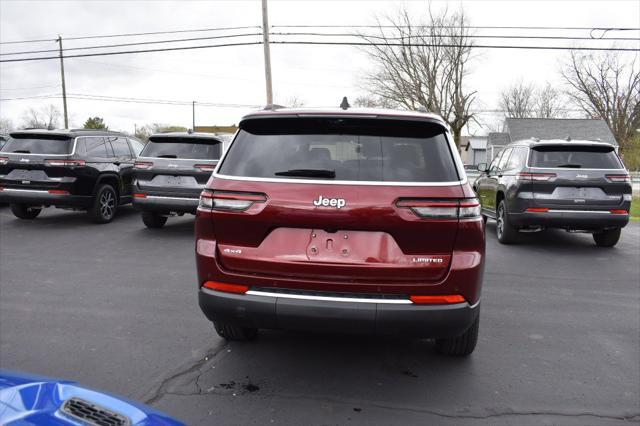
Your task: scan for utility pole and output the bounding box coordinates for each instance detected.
[261,0,273,105]
[192,101,196,131]
[57,36,69,129]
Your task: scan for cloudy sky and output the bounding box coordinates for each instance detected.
[0,0,638,135]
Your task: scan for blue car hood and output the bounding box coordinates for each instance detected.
[0,369,183,425]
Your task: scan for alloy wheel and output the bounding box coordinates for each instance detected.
[497,204,504,239]
[100,191,115,220]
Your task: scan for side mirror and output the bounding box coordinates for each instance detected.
[477,163,488,173]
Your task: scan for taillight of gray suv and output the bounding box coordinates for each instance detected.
[474,139,631,246]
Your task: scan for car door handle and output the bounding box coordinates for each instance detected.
[113,161,121,166]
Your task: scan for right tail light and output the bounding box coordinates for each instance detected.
[605,174,630,183]
[396,198,481,219]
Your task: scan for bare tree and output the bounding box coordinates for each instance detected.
[0,118,13,134]
[499,81,535,118]
[353,95,397,108]
[561,50,640,148]
[499,81,566,119]
[535,83,566,118]
[21,104,61,129]
[361,6,476,146]
[283,96,306,108]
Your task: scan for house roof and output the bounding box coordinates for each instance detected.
[504,118,618,146]
[487,132,510,147]
[468,137,487,151]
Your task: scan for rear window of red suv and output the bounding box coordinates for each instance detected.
[217,117,460,182]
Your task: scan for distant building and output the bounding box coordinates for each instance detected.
[194,125,238,134]
[486,117,618,162]
[461,136,487,167]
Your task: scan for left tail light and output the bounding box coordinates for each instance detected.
[396,198,481,219]
[0,157,8,165]
[44,159,85,167]
[517,172,556,181]
[198,190,267,212]
[194,164,216,172]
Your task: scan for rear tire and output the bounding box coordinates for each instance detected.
[141,211,167,228]
[213,321,258,341]
[10,203,41,220]
[89,184,117,223]
[435,312,479,356]
[496,200,518,244]
[593,228,621,247]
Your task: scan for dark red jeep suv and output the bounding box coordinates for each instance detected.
[195,108,485,355]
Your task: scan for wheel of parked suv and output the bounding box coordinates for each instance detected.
[435,312,479,356]
[213,321,258,341]
[89,185,117,224]
[10,203,41,220]
[592,228,621,248]
[141,211,168,228]
[496,200,518,244]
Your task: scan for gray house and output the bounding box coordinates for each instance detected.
[486,118,618,162]
[463,136,488,166]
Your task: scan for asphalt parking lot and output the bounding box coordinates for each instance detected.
[1,205,639,425]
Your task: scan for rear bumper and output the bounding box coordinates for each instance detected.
[509,210,629,230]
[133,193,199,214]
[198,288,480,338]
[0,188,91,208]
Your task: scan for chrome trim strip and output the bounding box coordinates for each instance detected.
[144,195,199,201]
[469,300,481,309]
[1,188,50,194]
[546,209,623,214]
[245,290,413,304]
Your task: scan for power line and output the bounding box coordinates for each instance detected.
[273,24,640,31]
[0,26,262,45]
[0,41,263,63]
[0,84,60,91]
[0,32,262,56]
[0,92,261,108]
[271,31,640,42]
[269,40,640,52]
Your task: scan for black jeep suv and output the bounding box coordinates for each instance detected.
[132,132,222,228]
[0,129,145,223]
[474,139,631,247]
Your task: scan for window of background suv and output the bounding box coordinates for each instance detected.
[79,137,111,158]
[217,118,459,183]
[497,148,512,170]
[141,137,221,160]
[504,146,528,170]
[1,135,73,155]
[110,137,132,158]
[529,145,623,169]
[128,138,145,156]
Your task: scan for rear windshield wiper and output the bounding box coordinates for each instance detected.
[555,163,582,168]
[12,150,30,153]
[274,168,336,178]
[157,154,178,158]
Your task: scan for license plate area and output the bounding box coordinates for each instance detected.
[6,169,49,181]
[217,228,451,282]
[152,175,199,188]
[543,187,621,205]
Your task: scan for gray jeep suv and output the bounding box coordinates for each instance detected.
[474,139,631,246]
